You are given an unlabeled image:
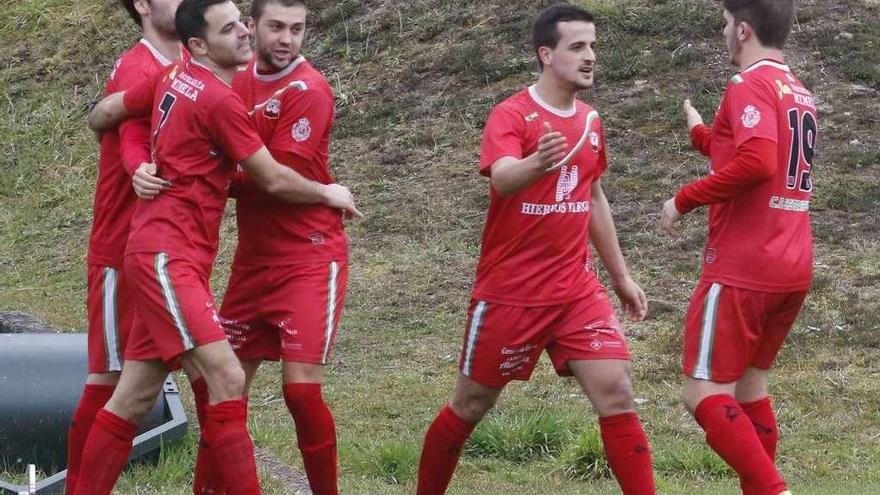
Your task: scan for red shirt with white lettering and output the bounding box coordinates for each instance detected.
[122,60,264,274]
[230,57,346,266]
[680,60,816,292]
[472,86,606,306]
[88,39,173,268]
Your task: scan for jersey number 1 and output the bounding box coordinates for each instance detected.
[786,108,817,192]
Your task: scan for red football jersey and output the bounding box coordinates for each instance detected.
[88,39,173,268]
[230,57,346,265]
[472,86,606,306]
[122,59,264,273]
[698,59,816,292]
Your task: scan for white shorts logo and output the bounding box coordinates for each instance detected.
[292,117,312,142]
[741,105,761,128]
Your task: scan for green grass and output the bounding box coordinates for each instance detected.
[2,0,880,493]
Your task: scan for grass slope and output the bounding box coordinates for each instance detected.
[1,0,879,493]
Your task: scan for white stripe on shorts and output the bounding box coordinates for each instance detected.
[462,301,487,377]
[102,267,122,372]
[321,261,339,364]
[155,252,195,351]
[693,283,723,380]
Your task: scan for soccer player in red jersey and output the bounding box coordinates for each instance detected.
[65,1,182,493]
[191,1,347,494]
[187,1,347,493]
[417,5,655,494]
[660,1,813,494]
[76,1,360,494]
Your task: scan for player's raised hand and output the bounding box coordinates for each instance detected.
[132,162,170,200]
[537,122,567,171]
[322,183,363,220]
[659,197,683,237]
[612,276,648,322]
[682,99,704,130]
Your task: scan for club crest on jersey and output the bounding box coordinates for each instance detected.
[292,117,311,142]
[524,112,538,122]
[264,98,281,119]
[555,165,579,202]
[589,131,600,151]
[741,105,761,128]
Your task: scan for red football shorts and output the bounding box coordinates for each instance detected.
[458,288,630,387]
[682,281,808,383]
[123,252,228,369]
[86,263,136,373]
[219,259,347,364]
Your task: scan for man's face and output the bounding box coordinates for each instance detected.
[199,1,252,68]
[542,21,597,91]
[145,0,182,36]
[723,10,744,66]
[253,3,307,70]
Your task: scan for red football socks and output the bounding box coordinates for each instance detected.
[205,399,261,495]
[599,412,656,494]
[72,408,138,495]
[695,394,786,495]
[283,383,338,495]
[66,384,116,495]
[416,404,476,495]
[191,377,227,495]
[741,396,779,460]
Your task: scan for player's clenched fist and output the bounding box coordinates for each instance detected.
[536,122,567,170]
[322,183,363,219]
[132,162,170,200]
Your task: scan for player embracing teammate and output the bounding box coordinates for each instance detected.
[661,1,814,494]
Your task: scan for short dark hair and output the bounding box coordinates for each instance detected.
[532,2,595,69]
[250,0,306,20]
[119,0,142,27]
[723,0,794,49]
[175,0,229,52]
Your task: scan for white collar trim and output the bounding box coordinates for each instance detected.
[743,59,790,73]
[139,38,173,67]
[253,56,305,82]
[528,85,577,118]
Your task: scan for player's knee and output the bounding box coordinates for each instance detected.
[210,364,247,401]
[591,375,635,416]
[112,388,159,422]
[451,393,496,424]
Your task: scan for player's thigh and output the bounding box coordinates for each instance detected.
[750,290,808,371]
[267,260,348,366]
[546,289,631,378]
[282,361,324,384]
[125,252,227,367]
[182,340,247,402]
[86,264,135,376]
[457,300,555,388]
[682,282,765,383]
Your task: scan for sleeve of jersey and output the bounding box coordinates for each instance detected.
[122,69,163,118]
[674,137,777,214]
[268,89,333,160]
[118,119,152,176]
[207,94,265,164]
[726,79,778,148]
[689,124,713,156]
[479,105,525,177]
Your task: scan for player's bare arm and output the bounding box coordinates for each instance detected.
[240,146,362,218]
[588,179,648,321]
[87,91,129,132]
[490,122,567,197]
